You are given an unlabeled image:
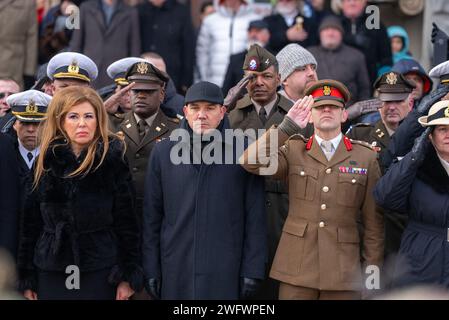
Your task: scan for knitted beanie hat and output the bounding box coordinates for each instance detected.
[276,44,318,82]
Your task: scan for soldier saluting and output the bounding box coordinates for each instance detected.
[240,79,384,299]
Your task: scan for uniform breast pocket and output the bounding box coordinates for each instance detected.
[336,174,367,208]
[288,165,318,201]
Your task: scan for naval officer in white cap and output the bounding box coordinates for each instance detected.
[47,52,98,95]
[7,90,52,170]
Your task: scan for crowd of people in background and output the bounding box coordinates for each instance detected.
[2,0,449,301]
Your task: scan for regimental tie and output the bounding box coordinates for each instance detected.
[259,106,267,126]
[138,119,148,141]
[27,152,33,162]
[321,140,334,161]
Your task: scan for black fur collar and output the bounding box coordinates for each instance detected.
[417,146,449,194]
[43,137,123,177]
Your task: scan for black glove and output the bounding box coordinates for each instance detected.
[239,277,260,299]
[223,73,256,111]
[144,278,161,300]
[431,23,449,44]
[416,85,449,115]
[411,127,431,165]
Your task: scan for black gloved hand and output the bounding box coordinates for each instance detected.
[224,73,256,111]
[144,277,161,300]
[239,277,260,299]
[416,85,449,115]
[411,127,431,165]
[431,23,449,44]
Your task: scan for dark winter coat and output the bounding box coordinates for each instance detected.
[142,117,267,299]
[263,13,319,54]
[137,0,195,92]
[374,145,449,288]
[70,0,141,88]
[308,43,371,105]
[340,12,392,85]
[0,134,19,259]
[17,138,142,291]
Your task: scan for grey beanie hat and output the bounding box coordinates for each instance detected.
[276,44,318,82]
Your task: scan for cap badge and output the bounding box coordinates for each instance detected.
[264,58,270,65]
[137,62,149,75]
[248,58,258,71]
[386,72,398,85]
[26,100,38,114]
[445,107,449,118]
[68,60,79,74]
[323,85,331,96]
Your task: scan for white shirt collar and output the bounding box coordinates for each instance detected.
[314,133,343,151]
[17,139,39,169]
[436,152,449,176]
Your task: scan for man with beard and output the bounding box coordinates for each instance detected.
[276,43,318,104]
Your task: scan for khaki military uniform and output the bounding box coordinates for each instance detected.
[347,119,408,266]
[241,127,384,294]
[114,110,179,216]
[346,120,390,173]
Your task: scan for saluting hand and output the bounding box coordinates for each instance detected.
[223,73,256,111]
[104,82,135,115]
[286,95,314,129]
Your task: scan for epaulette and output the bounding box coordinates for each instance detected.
[167,115,182,124]
[350,138,376,151]
[285,133,308,143]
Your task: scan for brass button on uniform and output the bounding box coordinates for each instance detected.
[136,153,140,159]
[132,167,138,172]
[319,221,325,228]
[321,204,327,210]
[326,168,331,174]
[351,178,356,184]
[322,186,329,193]
[300,171,305,176]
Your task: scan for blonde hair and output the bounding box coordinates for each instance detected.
[34,86,115,188]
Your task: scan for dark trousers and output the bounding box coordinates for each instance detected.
[37,268,116,300]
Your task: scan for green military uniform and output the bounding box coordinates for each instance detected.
[228,44,293,299]
[111,61,180,219]
[346,71,415,283]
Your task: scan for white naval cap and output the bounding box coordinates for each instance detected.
[7,90,52,122]
[107,57,147,86]
[429,60,449,84]
[47,52,98,83]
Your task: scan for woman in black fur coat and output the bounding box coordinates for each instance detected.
[18,86,141,300]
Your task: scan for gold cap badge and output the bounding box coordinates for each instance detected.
[386,72,398,85]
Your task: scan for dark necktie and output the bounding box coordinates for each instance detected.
[138,119,148,141]
[27,152,33,162]
[259,106,267,125]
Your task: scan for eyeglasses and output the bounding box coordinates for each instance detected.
[0,92,15,99]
